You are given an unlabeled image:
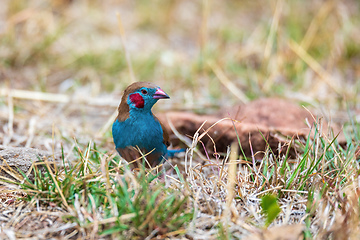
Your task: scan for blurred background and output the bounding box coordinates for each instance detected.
[0,0,359,150]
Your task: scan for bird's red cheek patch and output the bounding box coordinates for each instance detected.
[129,93,144,108]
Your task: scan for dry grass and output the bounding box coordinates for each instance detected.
[0,0,360,239]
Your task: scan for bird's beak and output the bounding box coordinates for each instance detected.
[153,88,170,99]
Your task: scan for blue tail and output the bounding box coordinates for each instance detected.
[166,148,186,158]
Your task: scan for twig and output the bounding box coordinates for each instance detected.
[0,88,118,106]
[264,0,283,59]
[209,62,249,103]
[289,40,341,95]
[116,12,136,83]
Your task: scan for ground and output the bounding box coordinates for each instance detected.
[0,0,360,239]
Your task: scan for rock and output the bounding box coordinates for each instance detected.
[0,146,58,182]
[243,224,304,240]
[219,98,313,130]
[158,98,344,159]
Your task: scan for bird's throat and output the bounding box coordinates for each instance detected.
[128,109,153,122]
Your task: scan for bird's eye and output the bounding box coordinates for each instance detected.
[141,89,148,94]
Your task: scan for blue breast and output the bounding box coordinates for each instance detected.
[112,112,167,158]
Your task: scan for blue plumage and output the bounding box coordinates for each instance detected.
[112,112,167,160]
[112,82,170,167]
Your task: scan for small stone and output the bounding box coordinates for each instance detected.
[0,146,59,182]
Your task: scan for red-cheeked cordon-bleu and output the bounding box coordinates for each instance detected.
[112,82,171,167]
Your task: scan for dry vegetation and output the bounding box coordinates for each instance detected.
[0,0,360,239]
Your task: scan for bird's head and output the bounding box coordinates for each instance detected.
[117,82,169,120]
[127,84,169,111]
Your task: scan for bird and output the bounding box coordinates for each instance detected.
[112,82,171,168]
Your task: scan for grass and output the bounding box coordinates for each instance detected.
[4,143,193,239]
[0,116,359,239]
[0,0,360,239]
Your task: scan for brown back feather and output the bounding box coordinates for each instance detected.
[117,146,164,168]
[154,115,170,147]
